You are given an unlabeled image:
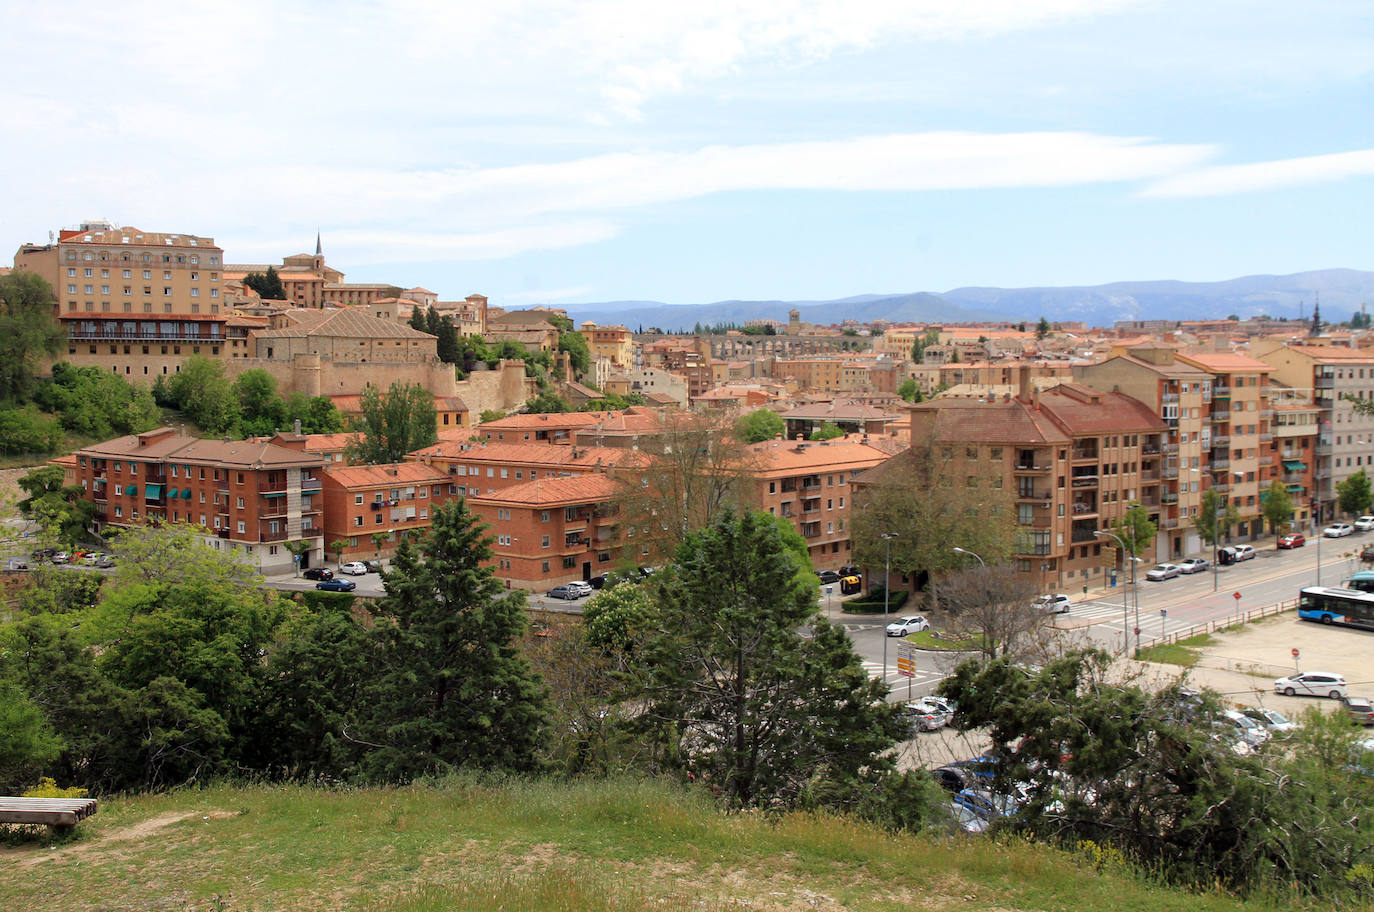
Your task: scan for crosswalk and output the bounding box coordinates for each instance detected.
[1056,599,1199,643]
[860,660,945,692]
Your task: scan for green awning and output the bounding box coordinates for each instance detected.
[1282,460,1307,471]
[125,485,138,496]
[1287,484,1306,494]
[145,483,162,498]
[182,488,193,499]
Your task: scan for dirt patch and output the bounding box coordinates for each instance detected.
[5,809,236,869]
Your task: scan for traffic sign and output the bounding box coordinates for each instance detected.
[895,643,916,679]
[1233,591,1242,601]
[1160,609,1167,618]
[1292,648,1300,658]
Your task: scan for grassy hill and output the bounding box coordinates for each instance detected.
[0,777,1303,912]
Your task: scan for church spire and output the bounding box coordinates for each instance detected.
[315,230,322,257]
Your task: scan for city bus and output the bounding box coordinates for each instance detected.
[1298,586,1374,631]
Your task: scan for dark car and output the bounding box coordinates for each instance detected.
[302,567,334,581]
[315,578,356,592]
[1278,533,1306,549]
[363,559,384,573]
[817,570,841,585]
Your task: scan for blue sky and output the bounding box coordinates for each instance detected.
[3,1,1372,307]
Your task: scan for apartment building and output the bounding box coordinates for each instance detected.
[1175,352,1273,540]
[747,436,896,570]
[1254,340,1374,516]
[1075,345,1212,558]
[769,357,846,393]
[411,440,648,497]
[468,475,627,589]
[319,462,455,560]
[1269,388,1321,528]
[14,222,229,378]
[900,383,1166,590]
[579,322,635,367]
[73,427,325,573]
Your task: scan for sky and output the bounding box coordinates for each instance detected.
[2,1,1373,309]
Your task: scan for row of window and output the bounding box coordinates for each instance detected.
[68,248,218,265]
[70,267,218,281]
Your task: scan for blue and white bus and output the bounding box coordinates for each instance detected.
[1298,586,1374,631]
[1343,571,1374,594]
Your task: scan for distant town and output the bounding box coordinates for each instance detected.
[4,218,1370,595]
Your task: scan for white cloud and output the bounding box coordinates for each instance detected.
[1141,149,1374,198]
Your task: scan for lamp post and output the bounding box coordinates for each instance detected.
[881,532,898,688]
[1314,500,1323,586]
[952,546,986,568]
[1094,529,1135,656]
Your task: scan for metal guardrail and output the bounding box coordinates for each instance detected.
[1137,597,1298,651]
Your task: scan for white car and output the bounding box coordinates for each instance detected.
[1241,707,1297,734]
[1033,594,1072,614]
[1324,523,1355,538]
[1357,516,1374,532]
[1231,544,1256,561]
[339,561,369,575]
[1146,563,1181,581]
[1274,671,1348,699]
[1176,557,1210,574]
[886,615,930,636]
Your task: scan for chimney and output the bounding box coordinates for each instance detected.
[294,418,302,435]
[1017,365,1033,404]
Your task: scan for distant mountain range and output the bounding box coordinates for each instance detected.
[560,268,1374,331]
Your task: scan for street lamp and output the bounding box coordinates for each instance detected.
[881,532,898,688]
[952,546,986,568]
[1094,529,1136,656]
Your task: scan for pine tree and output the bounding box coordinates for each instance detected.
[408,307,428,332]
[358,501,549,779]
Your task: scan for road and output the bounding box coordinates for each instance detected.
[839,532,1372,702]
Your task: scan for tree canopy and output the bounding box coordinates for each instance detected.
[345,382,438,464]
[734,408,784,444]
[1338,468,1373,518]
[0,271,64,404]
[242,266,287,301]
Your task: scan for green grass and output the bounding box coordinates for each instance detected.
[905,629,981,651]
[0,776,1306,912]
[1138,633,1218,667]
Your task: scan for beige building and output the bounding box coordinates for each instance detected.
[580,322,635,368]
[14,221,229,378]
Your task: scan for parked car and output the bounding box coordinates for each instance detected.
[339,561,369,575]
[933,758,997,793]
[1033,593,1072,613]
[816,570,841,585]
[947,801,990,834]
[1362,544,1374,563]
[885,615,930,636]
[1324,523,1355,538]
[51,551,70,564]
[1274,671,1348,699]
[302,567,333,581]
[1177,557,1210,574]
[94,555,115,568]
[1222,709,1272,748]
[1146,563,1181,581]
[1343,696,1374,725]
[1357,516,1374,532]
[363,559,384,573]
[954,786,1025,822]
[1232,544,1256,561]
[1241,707,1297,735]
[1277,533,1306,549]
[904,697,953,732]
[315,578,356,592]
[546,584,588,600]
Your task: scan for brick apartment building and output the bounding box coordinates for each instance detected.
[318,462,455,561]
[73,427,325,573]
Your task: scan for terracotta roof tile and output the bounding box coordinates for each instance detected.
[468,473,626,506]
[323,462,448,488]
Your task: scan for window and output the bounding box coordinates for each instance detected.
[237,521,246,533]
[354,494,363,505]
[354,516,363,527]
[541,511,550,522]
[542,535,550,548]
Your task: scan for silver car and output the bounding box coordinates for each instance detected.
[1146,563,1181,581]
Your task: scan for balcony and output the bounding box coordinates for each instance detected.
[259,529,289,542]
[1316,438,1333,455]
[258,499,288,517]
[1260,408,1274,419]
[1163,442,1179,454]
[1140,468,1161,482]
[1316,376,1336,389]
[1161,392,1179,404]
[1212,456,1231,470]
[1283,472,1306,484]
[1212,384,1231,397]
[1211,409,1231,422]
[1212,483,1232,494]
[1071,447,1098,461]
[1161,466,1179,479]
[1142,444,1160,455]
[1259,432,1273,443]
[1211,435,1230,448]
[1071,523,1098,543]
[1161,492,1179,505]
[1071,501,1097,516]
[1017,489,1051,501]
[1071,474,1099,488]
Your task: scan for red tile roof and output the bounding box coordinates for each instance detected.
[323,462,448,488]
[468,474,626,507]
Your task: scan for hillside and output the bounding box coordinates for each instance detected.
[0,778,1293,912]
[561,268,1374,330]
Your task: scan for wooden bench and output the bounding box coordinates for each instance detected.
[0,797,98,830]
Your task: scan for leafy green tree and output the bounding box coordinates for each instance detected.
[167,355,240,435]
[32,362,160,439]
[896,378,922,403]
[370,532,390,558]
[1195,488,1239,553]
[583,581,656,652]
[234,369,288,436]
[358,501,549,779]
[102,520,260,593]
[243,266,287,300]
[479,409,507,424]
[17,465,96,546]
[558,331,591,376]
[282,392,343,434]
[809,422,845,441]
[1035,316,1051,340]
[734,408,784,443]
[1338,468,1373,517]
[0,407,64,456]
[910,327,939,363]
[0,680,62,792]
[345,382,438,464]
[1109,501,1157,562]
[0,271,63,404]
[408,307,428,332]
[436,315,460,364]
[632,510,904,808]
[425,306,442,337]
[1262,480,1295,532]
[523,391,570,414]
[282,539,310,576]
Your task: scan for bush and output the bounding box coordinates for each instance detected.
[843,587,909,613]
[0,407,64,456]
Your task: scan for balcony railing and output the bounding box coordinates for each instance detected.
[1160,516,1180,529]
[1260,408,1274,419]
[1212,456,1231,470]
[259,530,289,542]
[1071,476,1099,488]
[1283,472,1306,484]
[1017,490,1050,501]
[1212,384,1231,397]
[1162,466,1179,479]
[67,328,224,343]
[1212,483,1232,493]
[1163,442,1179,454]
[1161,492,1179,504]
[1071,448,1098,461]
[1211,435,1230,448]
[1259,432,1273,443]
[1316,376,1336,389]
[1211,409,1231,422]
[1161,392,1179,404]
